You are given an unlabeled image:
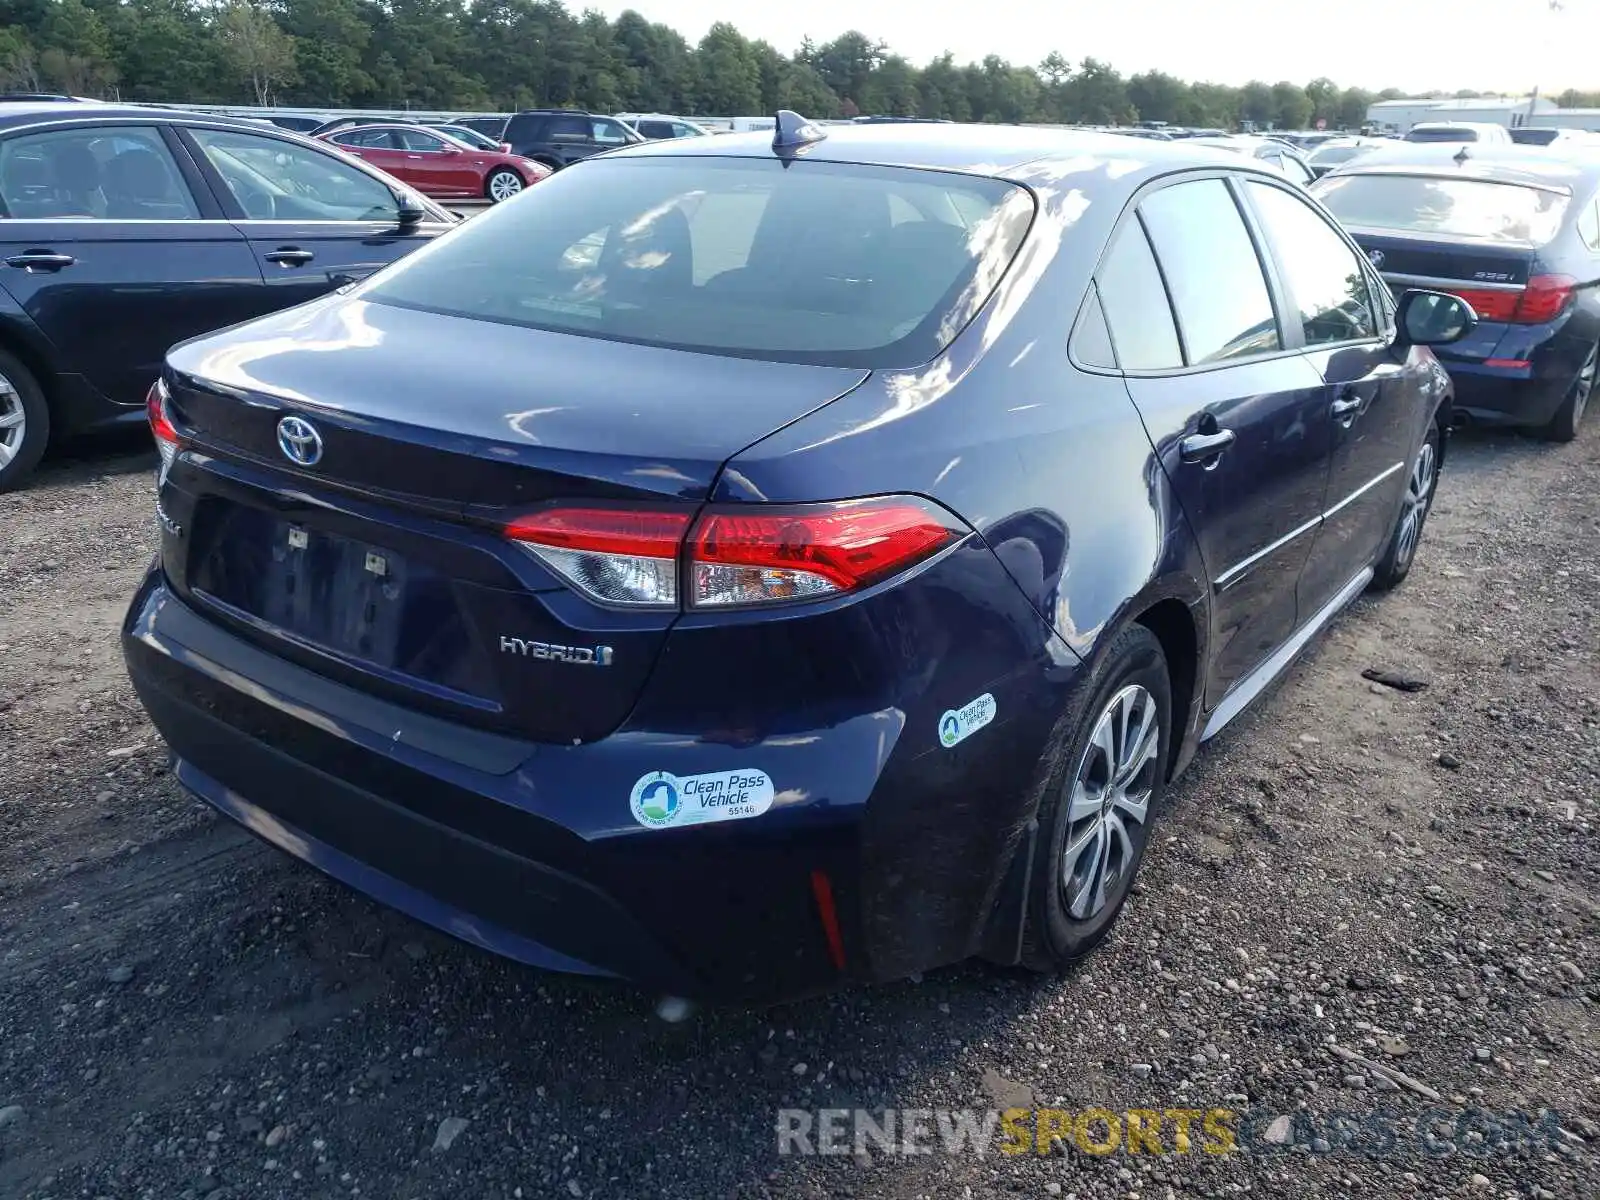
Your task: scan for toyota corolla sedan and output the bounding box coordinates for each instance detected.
[123,116,1473,1005]
[1314,143,1600,440]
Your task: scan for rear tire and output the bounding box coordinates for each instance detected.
[1020,624,1171,972]
[0,348,49,494]
[485,168,524,203]
[1370,422,1440,591]
[1539,341,1594,443]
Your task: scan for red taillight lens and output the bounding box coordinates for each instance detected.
[505,497,960,610]
[1512,273,1575,323]
[1443,274,1575,325]
[687,498,957,608]
[506,508,692,608]
[1441,287,1519,323]
[146,378,179,469]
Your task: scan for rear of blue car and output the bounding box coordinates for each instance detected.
[122,152,1072,1002]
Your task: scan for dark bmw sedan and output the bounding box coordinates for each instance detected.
[1313,143,1600,440]
[0,103,455,491]
[123,116,1473,1005]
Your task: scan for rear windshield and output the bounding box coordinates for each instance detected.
[1314,174,1570,246]
[1310,145,1363,165]
[364,156,1034,368]
[1406,127,1479,143]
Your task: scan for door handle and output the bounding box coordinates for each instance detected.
[4,251,74,272]
[1330,391,1364,424]
[405,154,423,160]
[1179,428,1236,465]
[264,248,315,267]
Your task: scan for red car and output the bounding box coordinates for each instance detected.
[320,124,550,203]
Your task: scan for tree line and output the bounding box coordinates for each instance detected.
[1,0,1596,128]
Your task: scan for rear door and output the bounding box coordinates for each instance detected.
[0,122,264,405]
[1241,178,1416,615]
[179,125,450,305]
[1101,175,1336,706]
[328,127,409,179]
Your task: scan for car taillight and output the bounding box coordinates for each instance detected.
[1443,274,1575,324]
[1512,273,1575,323]
[146,377,179,470]
[506,497,960,610]
[507,508,691,608]
[688,499,957,608]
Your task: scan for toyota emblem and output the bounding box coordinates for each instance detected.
[276,415,324,467]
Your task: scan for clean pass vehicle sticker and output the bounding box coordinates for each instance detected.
[939,693,997,748]
[629,769,775,830]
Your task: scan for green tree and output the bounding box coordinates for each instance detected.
[1127,71,1186,125]
[695,22,759,114]
[215,0,297,105]
[1066,58,1132,125]
[1270,80,1313,129]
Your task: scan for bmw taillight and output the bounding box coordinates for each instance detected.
[1442,274,1575,324]
[146,377,179,470]
[506,497,961,610]
[1510,274,1575,323]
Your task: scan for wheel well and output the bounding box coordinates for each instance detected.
[0,326,56,406]
[1135,599,1198,778]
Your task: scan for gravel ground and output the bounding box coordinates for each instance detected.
[0,426,1595,1200]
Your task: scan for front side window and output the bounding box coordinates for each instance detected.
[396,129,448,153]
[0,125,198,220]
[188,128,400,222]
[334,128,393,149]
[1314,173,1571,247]
[365,156,1034,368]
[1248,181,1376,345]
[1139,178,1281,364]
[591,120,631,146]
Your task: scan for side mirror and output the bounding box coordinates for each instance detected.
[1395,288,1477,348]
[395,193,426,227]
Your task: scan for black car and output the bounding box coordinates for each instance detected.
[501,109,644,170]
[1314,143,1600,439]
[124,116,1473,1004]
[0,103,456,491]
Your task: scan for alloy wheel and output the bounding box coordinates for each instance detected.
[1395,438,1437,569]
[0,371,24,468]
[489,171,523,202]
[1573,343,1596,426]
[1061,684,1161,920]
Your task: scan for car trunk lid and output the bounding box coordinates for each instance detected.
[161,295,870,744]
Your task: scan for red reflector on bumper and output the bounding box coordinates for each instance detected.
[1483,358,1531,369]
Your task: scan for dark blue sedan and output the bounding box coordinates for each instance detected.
[123,115,1473,1004]
[1314,143,1600,440]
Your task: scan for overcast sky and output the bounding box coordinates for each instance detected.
[591,0,1595,95]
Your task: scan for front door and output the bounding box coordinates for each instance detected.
[1239,179,1422,614]
[392,128,478,197]
[0,123,264,405]
[179,126,451,306]
[1097,176,1338,706]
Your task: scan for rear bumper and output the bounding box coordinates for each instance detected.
[123,561,1072,1002]
[1436,317,1589,426]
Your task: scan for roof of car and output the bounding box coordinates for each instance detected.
[597,122,1276,178]
[0,102,292,132]
[1321,141,1600,191]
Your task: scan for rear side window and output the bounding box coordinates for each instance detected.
[1139,179,1281,364]
[1071,286,1117,369]
[0,125,199,220]
[1094,220,1182,370]
[547,116,590,141]
[1247,182,1376,345]
[1315,174,1570,246]
[365,156,1034,368]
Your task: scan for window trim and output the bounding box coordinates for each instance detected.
[1238,174,1391,355]
[1067,281,1119,372]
